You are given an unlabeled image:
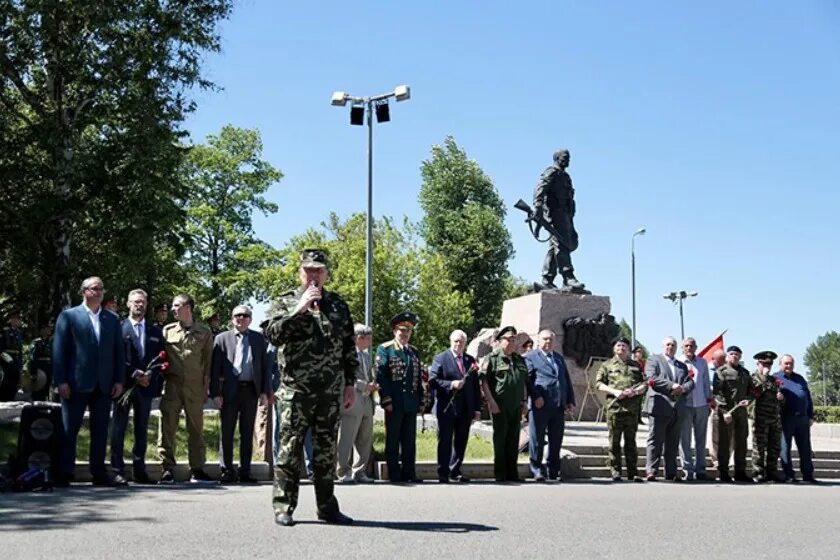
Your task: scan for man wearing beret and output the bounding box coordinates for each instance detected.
[264,249,358,526]
[376,312,425,483]
[750,351,784,483]
[712,345,753,482]
[596,336,647,482]
[479,326,529,482]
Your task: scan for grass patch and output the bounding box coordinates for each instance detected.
[371,420,495,461]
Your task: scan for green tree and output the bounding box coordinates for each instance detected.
[0,0,232,324]
[181,125,283,317]
[263,213,471,360]
[804,331,840,406]
[418,136,514,335]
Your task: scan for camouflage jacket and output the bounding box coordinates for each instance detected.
[375,339,425,412]
[479,349,528,410]
[750,368,782,421]
[263,287,357,396]
[713,364,753,412]
[595,355,645,415]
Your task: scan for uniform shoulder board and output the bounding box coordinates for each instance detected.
[380,340,396,349]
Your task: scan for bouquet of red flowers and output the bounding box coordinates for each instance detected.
[117,350,170,408]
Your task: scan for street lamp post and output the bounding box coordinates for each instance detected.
[663,290,698,340]
[631,227,646,349]
[331,86,411,328]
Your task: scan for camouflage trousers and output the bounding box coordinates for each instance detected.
[272,387,341,516]
[752,415,781,477]
[606,411,639,478]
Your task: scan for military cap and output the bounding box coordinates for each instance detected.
[153,303,168,313]
[753,350,778,362]
[612,336,631,346]
[390,311,418,330]
[495,325,517,341]
[300,248,329,268]
[726,345,742,354]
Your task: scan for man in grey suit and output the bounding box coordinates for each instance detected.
[679,337,713,481]
[210,305,272,484]
[644,336,695,481]
[336,324,377,483]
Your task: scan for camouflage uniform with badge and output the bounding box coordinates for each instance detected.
[595,336,646,481]
[157,294,214,482]
[713,345,754,482]
[479,326,529,482]
[264,249,357,526]
[750,351,784,482]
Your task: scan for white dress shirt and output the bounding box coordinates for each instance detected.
[86,305,102,342]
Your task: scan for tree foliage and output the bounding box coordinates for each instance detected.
[263,213,471,361]
[0,0,232,325]
[180,125,283,317]
[418,136,514,335]
[804,331,840,406]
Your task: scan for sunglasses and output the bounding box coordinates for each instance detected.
[234,313,251,319]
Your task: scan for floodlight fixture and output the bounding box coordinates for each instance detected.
[394,85,410,102]
[331,91,348,107]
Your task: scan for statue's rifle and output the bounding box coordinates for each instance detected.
[513,199,567,248]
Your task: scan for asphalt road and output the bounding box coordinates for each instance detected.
[1,479,838,559]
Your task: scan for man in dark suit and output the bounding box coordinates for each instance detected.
[210,305,271,484]
[110,289,165,485]
[524,329,576,481]
[429,329,482,483]
[644,336,695,481]
[52,276,125,486]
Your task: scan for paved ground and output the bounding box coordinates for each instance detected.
[1,478,839,559]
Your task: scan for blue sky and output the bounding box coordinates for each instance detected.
[185,1,840,378]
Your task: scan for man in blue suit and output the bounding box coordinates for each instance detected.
[429,330,482,483]
[110,289,165,485]
[524,329,575,481]
[53,276,125,486]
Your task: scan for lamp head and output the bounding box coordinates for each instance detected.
[394,85,411,102]
[331,91,348,107]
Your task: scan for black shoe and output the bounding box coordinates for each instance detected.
[219,469,237,484]
[611,474,622,482]
[784,475,798,483]
[438,477,449,484]
[239,474,259,484]
[133,471,154,485]
[112,473,129,486]
[803,476,819,484]
[317,510,354,525]
[630,476,645,483]
[190,469,212,483]
[409,478,424,484]
[734,472,752,483]
[274,512,294,526]
[54,473,74,488]
[506,476,522,483]
[92,475,119,487]
[159,469,176,485]
[695,473,709,482]
[449,474,470,483]
[719,473,732,482]
[549,474,563,482]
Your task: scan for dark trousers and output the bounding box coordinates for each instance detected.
[110,389,153,475]
[781,414,814,478]
[221,382,259,474]
[491,406,521,481]
[645,409,682,477]
[0,367,20,401]
[528,404,566,477]
[717,409,749,475]
[61,386,111,478]
[384,406,417,481]
[435,407,471,479]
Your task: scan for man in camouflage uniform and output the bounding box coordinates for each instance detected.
[750,351,784,483]
[157,294,214,484]
[376,312,424,483]
[712,345,753,482]
[264,249,357,526]
[0,309,24,402]
[479,326,529,482]
[532,149,585,291]
[28,322,54,402]
[596,336,647,482]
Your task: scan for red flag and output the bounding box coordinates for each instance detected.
[698,330,726,362]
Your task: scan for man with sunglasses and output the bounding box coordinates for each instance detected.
[52,276,125,487]
[210,305,272,484]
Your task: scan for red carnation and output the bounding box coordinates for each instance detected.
[687,369,695,379]
[647,378,655,387]
[774,379,783,387]
[158,350,167,360]
[161,362,170,371]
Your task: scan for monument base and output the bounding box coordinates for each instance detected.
[500,290,612,421]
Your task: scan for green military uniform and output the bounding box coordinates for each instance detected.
[0,324,23,402]
[157,321,213,470]
[750,368,782,481]
[480,348,528,481]
[376,338,425,482]
[713,363,753,479]
[595,356,645,479]
[264,287,357,516]
[28,336,53,402]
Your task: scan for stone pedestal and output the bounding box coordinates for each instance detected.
[500,291,611,421]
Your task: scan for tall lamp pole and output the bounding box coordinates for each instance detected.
[663,290,698,341]
[331,85,411,328]
[631,227,646,349]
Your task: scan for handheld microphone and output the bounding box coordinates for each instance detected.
[310,280,320,312]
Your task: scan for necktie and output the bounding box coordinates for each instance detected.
[133,323,144,358]
[456,354,465,376]
[235,333,249,376]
